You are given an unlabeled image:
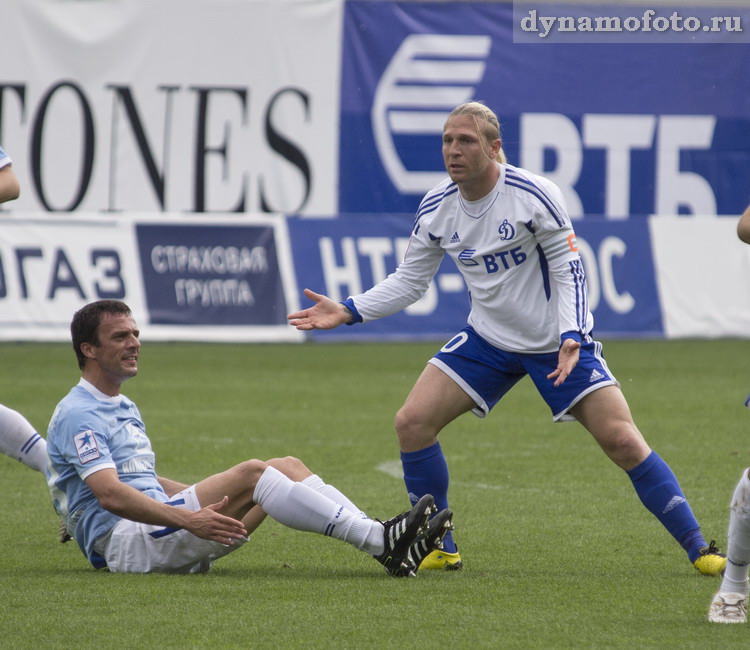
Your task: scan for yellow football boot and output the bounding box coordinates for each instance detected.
[693,540,727,576]
[418,548,463,571]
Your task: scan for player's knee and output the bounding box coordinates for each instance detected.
[601,423,649,468]
[394,407,433,448]
[237,458,268,486]
[394,407,414,438]
[265,455,310,481]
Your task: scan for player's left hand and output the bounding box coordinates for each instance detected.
[186,496,248,544]
[547,338,580,387]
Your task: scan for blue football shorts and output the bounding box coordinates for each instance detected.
[429,326,619,422]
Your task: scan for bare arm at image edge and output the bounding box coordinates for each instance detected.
[738,205,750,245]
[0,163,20,204]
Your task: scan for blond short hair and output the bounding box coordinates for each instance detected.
[447,101,507,164]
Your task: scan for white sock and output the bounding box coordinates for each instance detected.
[254,466,383,553]
[720,468,750,595]
[301,474,367,518]
[301,473,383,554]
[0,405,48,472]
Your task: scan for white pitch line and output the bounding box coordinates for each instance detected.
[376,460,512,491]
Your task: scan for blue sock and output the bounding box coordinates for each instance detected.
[626,451,706,562]
[401,441,457,553]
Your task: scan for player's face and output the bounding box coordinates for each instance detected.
[442,115,500,198]
[89,313,141,382]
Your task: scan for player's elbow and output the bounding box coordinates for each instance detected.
[738,208,750,245]
[93,485,130,516]
[96,492,124,515]
[0,182,20,203]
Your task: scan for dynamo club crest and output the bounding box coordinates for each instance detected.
[498,219,515,241]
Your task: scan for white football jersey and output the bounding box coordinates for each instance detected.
[350,163,593,353]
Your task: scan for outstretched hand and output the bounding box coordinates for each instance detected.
[185,496,248,545]
[287,288,349,330]
[547,338,581,387]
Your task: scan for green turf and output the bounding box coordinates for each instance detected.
[1,339,749,648]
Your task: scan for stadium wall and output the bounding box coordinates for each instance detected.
[1,0,749,341]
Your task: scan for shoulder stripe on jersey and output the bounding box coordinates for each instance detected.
[505,172,565,227]
[416,183,458,222]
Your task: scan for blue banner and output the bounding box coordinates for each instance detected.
[572,220,662,337]
[286,215,664,341]
[136,223,286,326]
[340,1,750,218]
[288,214,470,341]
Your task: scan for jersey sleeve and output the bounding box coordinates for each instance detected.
[530,178,591,342]
[350,219,445,322]
[51,406,117,481]
[0,145,11,169]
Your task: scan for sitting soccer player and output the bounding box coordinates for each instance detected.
[45,299,452,575]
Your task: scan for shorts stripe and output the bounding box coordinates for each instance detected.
[429,357,489,417]
[149,526,181,539]
[148,497,187,538]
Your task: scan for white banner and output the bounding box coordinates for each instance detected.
[0,215,144,338]
[650,216,750,338]
[0,213,304,342]
[0,0,342,216]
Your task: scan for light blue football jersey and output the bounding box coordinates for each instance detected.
[46,379,168,567]
[0,145,11,168]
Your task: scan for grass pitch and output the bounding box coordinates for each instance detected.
[1,339,749,648]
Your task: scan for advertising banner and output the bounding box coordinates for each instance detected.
[288,215,671,342]
[1,0,342,216]
[137,223,287,326]
[340,1,750,218]
[1,213,747,342]
[649,217,750,338]
[288,214,471,341]
[0,215,145,338]
[0,214,302,341]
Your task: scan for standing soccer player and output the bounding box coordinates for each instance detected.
[708,205,750,623]
[288,101,725,575]
[0,145,48,473]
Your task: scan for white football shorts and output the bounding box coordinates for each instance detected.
[102,485,248,573]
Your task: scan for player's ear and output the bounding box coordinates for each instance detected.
[80,342,96,361]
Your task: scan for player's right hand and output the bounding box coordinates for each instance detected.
[287,288,349,330]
